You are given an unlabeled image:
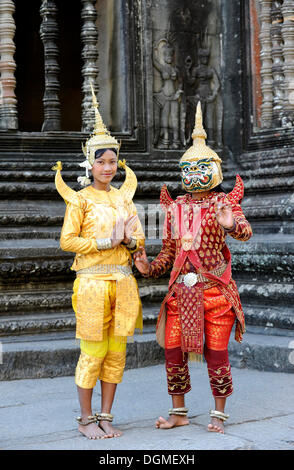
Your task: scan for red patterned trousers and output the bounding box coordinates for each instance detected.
[165,286,235,398]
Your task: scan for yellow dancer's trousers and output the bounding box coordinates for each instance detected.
[73,279,127,389]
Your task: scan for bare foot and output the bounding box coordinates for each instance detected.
[78,422,106,440]
[155,414,189,429]
[208,417,225,434]
[99,420,122,438]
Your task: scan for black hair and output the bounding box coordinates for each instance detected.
[94,148,118,160]
[212,184,225,193]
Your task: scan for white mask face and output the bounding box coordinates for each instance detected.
[180,158,220,192]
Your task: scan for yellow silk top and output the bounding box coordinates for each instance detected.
[60,184,145,273]
[56,173,145,341]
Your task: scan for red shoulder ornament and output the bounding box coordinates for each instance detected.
[160,184,175,209]
[226,174,244,204]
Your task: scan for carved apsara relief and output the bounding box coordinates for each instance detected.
[152,1,223,150]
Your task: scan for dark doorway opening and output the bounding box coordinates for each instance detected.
[14,0,82,132]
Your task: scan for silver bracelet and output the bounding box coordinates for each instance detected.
[126,237,137,249]
[96,238,112,250]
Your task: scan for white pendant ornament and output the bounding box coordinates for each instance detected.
[183,272,198,287]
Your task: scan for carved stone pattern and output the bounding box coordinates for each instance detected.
[0,258,73,282]
[259,0,273,128]
[81,0,98,132]
[256,0,294,129]
[0,315,76,336]
[281,0,294,124]
[0,0,18,129]
[40,0,61,131]
[0,291,72,312]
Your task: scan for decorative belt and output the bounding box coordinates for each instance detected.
[77,264,132,276]
[176,264,227,287]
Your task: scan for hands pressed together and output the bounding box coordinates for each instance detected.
[110,215,139,248]
[110,214,150,274]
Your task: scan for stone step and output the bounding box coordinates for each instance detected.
[238,284,294,307]
[0,158,292,181]
[0,233,293,255]
[230,304,294,332]
[0,281,167,314]
[240,148,294,170]
[0,236,293,286]
[229,325,294,373]
[1,326,293,381]
[1,274,292,316]
[1,296,293,337]
[0,166,293,200]
[0,226,61,240]
[0,311,76,336]
[0,170,180,183]
[0,180,179,199]
[0,328,164,381]
[0,180,293,201]
[0,305,159,337]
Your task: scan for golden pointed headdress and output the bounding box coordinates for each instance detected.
[82,83,121,167]
[52,83,138,203]
[180,102,223,189]
[180,102,222,164]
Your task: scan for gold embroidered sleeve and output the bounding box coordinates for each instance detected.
[60,201,99,255]
[227,203,253,242]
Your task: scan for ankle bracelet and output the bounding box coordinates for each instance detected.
[95,412,114,422]
[210,410,229,422]
[76,415,98,426]
[168,407,188,416]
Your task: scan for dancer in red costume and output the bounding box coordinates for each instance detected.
[134,103,252,433]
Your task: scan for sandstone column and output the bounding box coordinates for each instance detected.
[281,0,294,126]
[271,1,284,127]
[81,0,98,132]
[259,0,273,128]
[0,0,18,129]
[40,0,61,131]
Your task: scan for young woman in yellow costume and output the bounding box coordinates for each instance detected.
[52,85,145,440]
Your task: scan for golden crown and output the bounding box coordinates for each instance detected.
[180,102,222,164]
[82,83,120,166]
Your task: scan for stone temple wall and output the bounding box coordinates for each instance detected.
[0,0,293,379]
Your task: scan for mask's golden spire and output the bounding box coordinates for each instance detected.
[192,101,207,145]
[180,101,222,164]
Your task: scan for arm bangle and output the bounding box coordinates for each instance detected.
[126,237,137,249]
[96,238,112,250]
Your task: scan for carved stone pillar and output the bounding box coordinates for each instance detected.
[271,1,284,127]
[281,0,294,126]
[40,0,61,131]
[81,0,98,132]
[259,0,273,129]
[0,0,18,129]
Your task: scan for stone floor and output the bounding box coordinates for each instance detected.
[0,363,293,451]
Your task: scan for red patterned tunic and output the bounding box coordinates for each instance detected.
[149,176,253,353]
